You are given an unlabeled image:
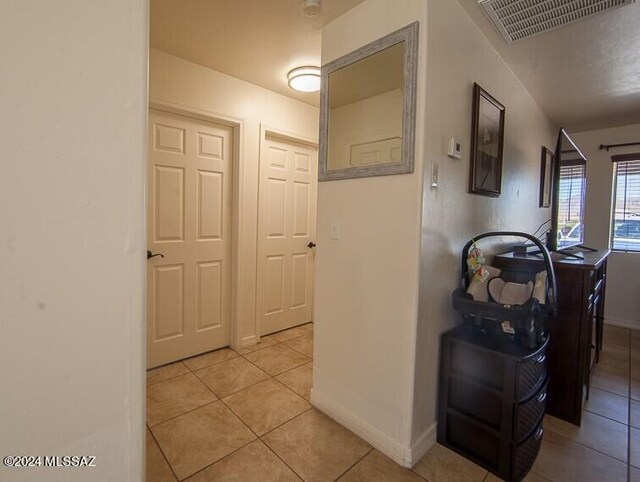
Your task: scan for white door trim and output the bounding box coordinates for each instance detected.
[260,123,318,150]
[255,124,318,339]
[148,98,243,350]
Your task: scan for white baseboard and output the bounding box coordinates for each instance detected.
[605,317,640,331]
[409,423,437,466]
[310,390,436,468]
[238,335,257,348]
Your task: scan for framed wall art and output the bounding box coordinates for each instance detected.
[539,146,554,208]
[469,83,505,197]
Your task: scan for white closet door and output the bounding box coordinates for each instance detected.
[147,109,233,368]
[257,134,317,335]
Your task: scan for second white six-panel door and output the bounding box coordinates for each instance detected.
[257,134,318,336]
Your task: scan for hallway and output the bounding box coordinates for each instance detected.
[146,323,639,482]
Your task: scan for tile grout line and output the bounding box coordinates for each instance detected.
[270,375,313,404]
[407,460,431,482]
[177,333,310,479]
[260,440,306,481]
[331,447,374,481]
[218,377,311,434]
[182,351,241,373]
[239,346,311,378]
[281,341,313,359]
[546,412,631,465]
[149,400,219,431]
[178,377,310,480]
[542,327,633,476]
[146,371,189,387]
[212,371,315,480]
[234,337,281,356]
[590,383,631,400]
[146,336,307,429]
[583,406,629,426]
[190,356,272,399]
[149,326,634,481]
[587,384,630,400]
[178,437,257,481]
[147,424,181,482]
[148,323,323,481]
[256,405,315,440]
[228,326,313,481]
[146,364,191,387]
[576,405,630,427]
[524,469,552,482]
[216,382,275,439]
[273,359,314,379]
[213,362,314,440]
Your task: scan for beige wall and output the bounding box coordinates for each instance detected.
[149,49,319,347]
[411,0,558,446]
[313,0,427,466]
[0,1,148,481]
[573,124,640,329]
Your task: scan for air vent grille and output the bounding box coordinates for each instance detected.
[478,0,636,43]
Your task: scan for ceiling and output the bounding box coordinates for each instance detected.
[150,0,366,107]
[151,0,640,130]
[457,0,640,132]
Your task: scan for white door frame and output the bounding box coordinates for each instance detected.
[256,124,318,338]
[148,98,243,351]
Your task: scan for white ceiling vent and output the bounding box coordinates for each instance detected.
[478,0,636,43]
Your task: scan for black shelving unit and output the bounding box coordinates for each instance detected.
[438,324,548,482]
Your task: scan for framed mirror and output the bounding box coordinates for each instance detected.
[319,22,419,181]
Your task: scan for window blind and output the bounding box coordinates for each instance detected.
[557,162,586,237]
[611,156,640,252]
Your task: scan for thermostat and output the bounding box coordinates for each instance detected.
[448,138,462,159]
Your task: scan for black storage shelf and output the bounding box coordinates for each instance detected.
[438,324,548,482]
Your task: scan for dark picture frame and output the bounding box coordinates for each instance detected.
[539,146,554,208]
[469,83,505,197]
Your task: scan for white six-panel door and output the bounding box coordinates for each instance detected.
[147,109,233,368]
[257,134,318,336]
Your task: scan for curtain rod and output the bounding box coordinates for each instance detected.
[599,141,640,151]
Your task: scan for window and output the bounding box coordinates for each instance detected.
[557,161,586,248]
[611,154,640,252]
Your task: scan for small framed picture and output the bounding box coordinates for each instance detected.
[469,83,505,197]
[539,146,554,208]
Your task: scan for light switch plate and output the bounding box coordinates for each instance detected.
[431,162,439,189]
[329,219,342,240]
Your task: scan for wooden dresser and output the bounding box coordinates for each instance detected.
[494,249,610,425]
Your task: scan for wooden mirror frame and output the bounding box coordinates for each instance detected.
[318,22,419,181]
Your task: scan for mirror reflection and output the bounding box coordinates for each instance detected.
[327,42,405,171]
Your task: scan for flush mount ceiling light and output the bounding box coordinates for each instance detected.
[287,66,321,93]
[479,0,636,43]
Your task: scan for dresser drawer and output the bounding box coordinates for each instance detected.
[511,423,544,482]
[516,350,546,400]
[514,377,548,443]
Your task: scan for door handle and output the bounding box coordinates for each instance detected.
[307,242,316,249]
[147,250,165,260]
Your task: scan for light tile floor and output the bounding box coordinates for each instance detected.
[146,323,640,481]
